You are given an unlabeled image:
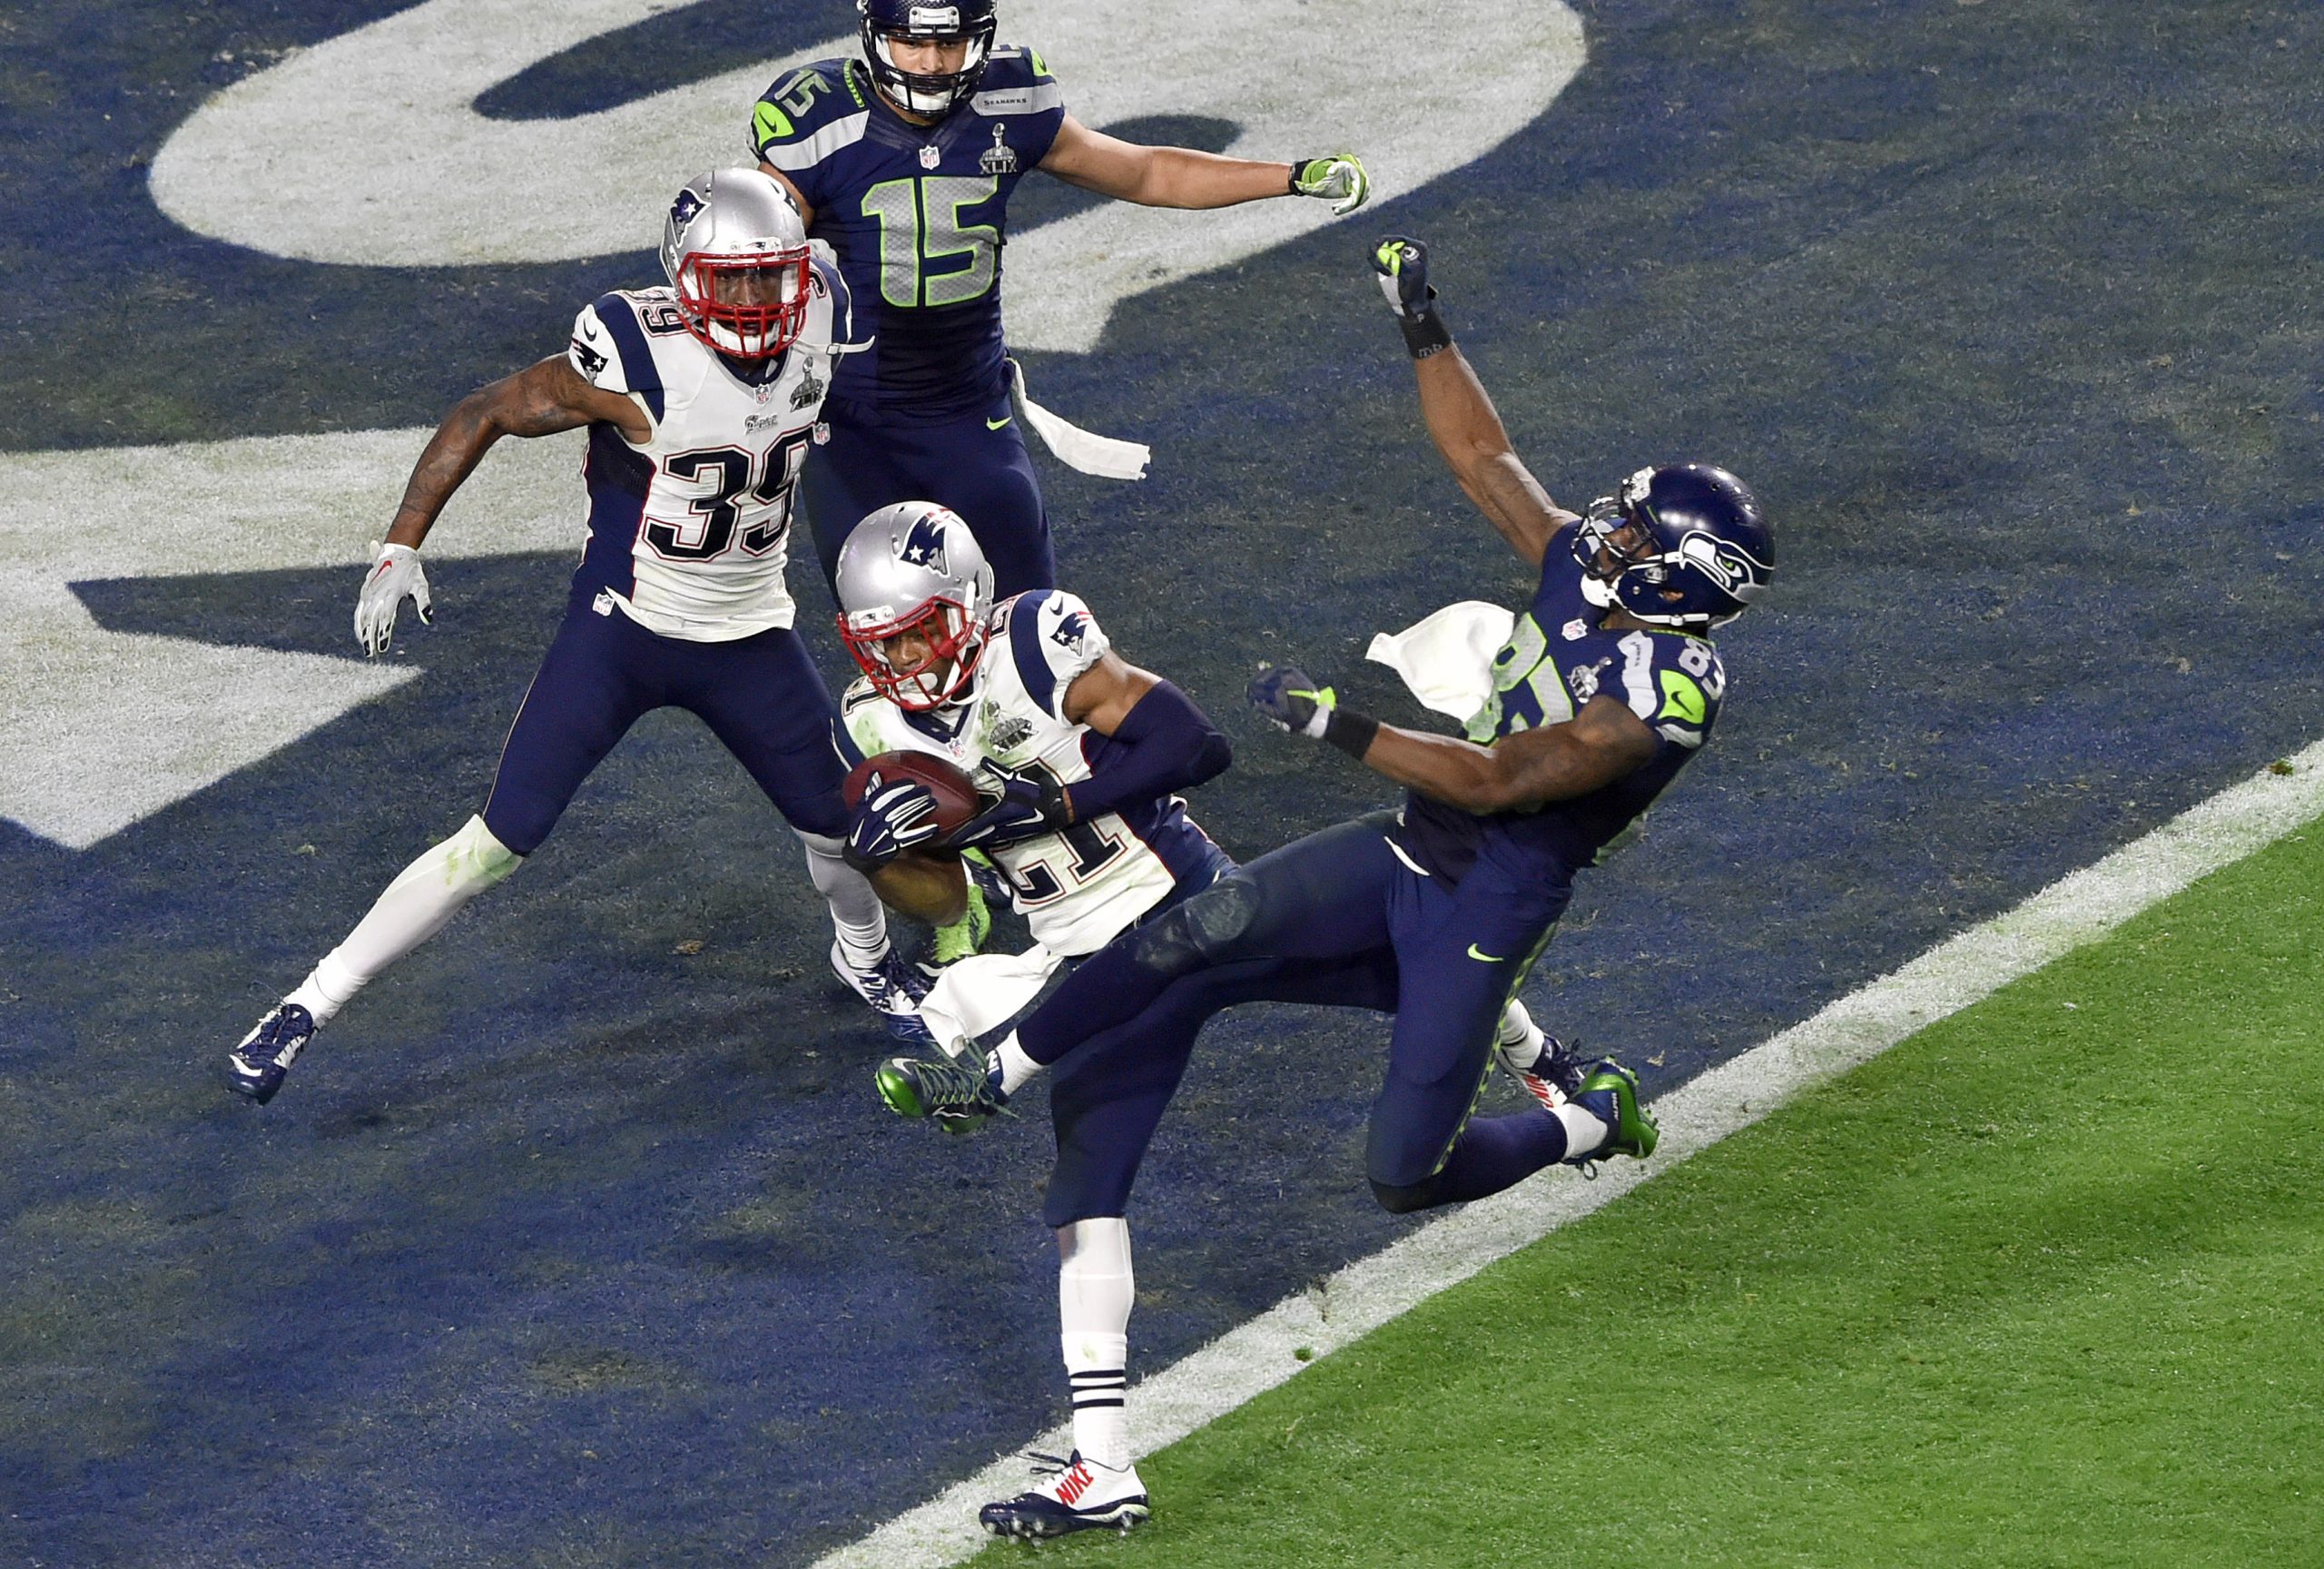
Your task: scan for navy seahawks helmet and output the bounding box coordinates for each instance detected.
[1573,464,1773,630]
[858,0,998,119]
[834,501,996,710]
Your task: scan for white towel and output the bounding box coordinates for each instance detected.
[1364,600,1515,718]
[1006,358,1150,480]
[917,943,1071,1058]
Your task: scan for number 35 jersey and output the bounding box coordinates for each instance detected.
[563,259,852,643]
[1397,524,1731,893]
[751,49,1065,419]
[842,589,1222,959]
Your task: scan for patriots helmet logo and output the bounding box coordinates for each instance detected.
[898,513,950,571]
[668,187,704,230]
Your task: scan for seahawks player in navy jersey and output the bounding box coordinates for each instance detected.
[875,236,1772,1532]
[225,169,936,1105]
[752,0,1370,600]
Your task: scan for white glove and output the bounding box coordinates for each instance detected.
[1289,152,1372,216]
[354,540,431,656]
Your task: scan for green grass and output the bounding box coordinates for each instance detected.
[1010,826,2324,1566]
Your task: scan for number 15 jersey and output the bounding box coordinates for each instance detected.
[751,49,1065,420]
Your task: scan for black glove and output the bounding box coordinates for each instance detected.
[1249,664,1382,760]
[1371,234,1453,360]
[844,774,943,871]
[943,773,1070,851]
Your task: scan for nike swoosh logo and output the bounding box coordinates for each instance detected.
[986,415,1012,429]
[1467,943,1504,962]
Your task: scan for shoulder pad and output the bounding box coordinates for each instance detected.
[752,57,869,158]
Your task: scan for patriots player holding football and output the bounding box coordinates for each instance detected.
[752,0,1371,600]
[873,236,1774,1529]
[227,168,934,1104]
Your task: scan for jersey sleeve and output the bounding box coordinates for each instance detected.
[841,677,903,762]
[1609,630,1725,750]
[1002,589,1109,725]
[566,300,631,392]
[749,59,864,212]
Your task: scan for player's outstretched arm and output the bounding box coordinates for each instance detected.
[1040,114,1368,213]
[1371,237,1579,567]
[355,356,649,656]
[1249,666,1654,814]
[1052,651,1233,822]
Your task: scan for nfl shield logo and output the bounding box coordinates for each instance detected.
[918,144,940,170]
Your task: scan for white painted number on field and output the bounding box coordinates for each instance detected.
[148,0,1587,351]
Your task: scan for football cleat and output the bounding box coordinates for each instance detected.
[1566,1059,1659,1166]
[980,1450,1150,1540]
[227,1002,315,1103]
[1501,1032,1590,1110]
[830,942,936,1046]
[874,1051,1008,1134]
[919,875,993,979]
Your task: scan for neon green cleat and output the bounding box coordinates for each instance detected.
[1569,1059,1659,1163]
[875,1053,1009,1135]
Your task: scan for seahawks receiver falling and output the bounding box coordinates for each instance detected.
[226,168,931,1104]
[873,238,1773,1527]
[753,0,1372,599]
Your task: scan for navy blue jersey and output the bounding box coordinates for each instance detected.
[1397,526,1729,890]
[752,48,1065,420]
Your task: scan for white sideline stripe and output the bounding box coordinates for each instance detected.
[813,740,2324,1569]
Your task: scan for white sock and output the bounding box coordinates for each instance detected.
[1555,1100,1610,1158]
[991,1032,1042,1096]
[798,831,888,965]
[1496,997,1545,1064]
[287,816,519,1027]
[1058,1218,1135,1472]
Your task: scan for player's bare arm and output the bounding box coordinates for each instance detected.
[1374,235,1576,567]
[383,355,649,549]
[1039,115,1354,210]
[1059,649,1159,733]
[1347,695,1657,815]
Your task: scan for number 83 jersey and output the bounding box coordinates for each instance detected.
[564,259,852,642]
[842,589,1223,958]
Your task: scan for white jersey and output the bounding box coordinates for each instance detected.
[842,589,1221,959]
[563,262,852,641]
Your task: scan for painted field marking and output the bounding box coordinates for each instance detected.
[148,0,1584,352]
[815,737,2324,1568]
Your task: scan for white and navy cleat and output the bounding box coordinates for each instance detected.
[829,942,936,1046]
[979,1450,1150,1539]
[228,1002,315,1103]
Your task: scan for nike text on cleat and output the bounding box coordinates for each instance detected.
[1567,1058,1659,1165]
[875,1052,1007,1134]
[830,942,936,1046]
[980,1450,1150,1539]
[227,1002,316,1103]
[1501,1033,1589,1110]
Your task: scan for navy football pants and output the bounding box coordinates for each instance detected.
[480,593,852,856]
[1024,814,1572,1217]
[799,390,1056,598]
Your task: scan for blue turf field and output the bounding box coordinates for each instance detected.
[4,2,2321,1563]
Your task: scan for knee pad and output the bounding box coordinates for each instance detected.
[1129,875,1261,979]
[1368,1173,1450,1216]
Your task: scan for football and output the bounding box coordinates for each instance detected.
[842,750,985,841]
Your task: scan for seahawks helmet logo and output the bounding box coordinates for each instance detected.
[898,512,950,571]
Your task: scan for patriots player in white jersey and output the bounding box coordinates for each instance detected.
[226,168,933,1105]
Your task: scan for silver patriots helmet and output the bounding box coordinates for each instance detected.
[657,167,812,360]
[833,501,996,711]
